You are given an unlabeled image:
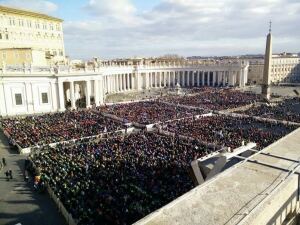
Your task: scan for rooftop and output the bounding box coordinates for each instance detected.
[0,5,63,22]
[135,127,300,225]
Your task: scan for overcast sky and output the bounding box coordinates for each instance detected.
[1,0,300,59]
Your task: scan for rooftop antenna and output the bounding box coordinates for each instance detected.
[269,20,272,33]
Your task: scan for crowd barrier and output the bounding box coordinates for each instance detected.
[28,159,78,225]
[217,111,300,127]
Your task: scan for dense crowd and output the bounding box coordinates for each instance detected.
[1,110,123,148]
[30,132,213,225]
[162,115,297,149]
[237,98,300,123]
[162,88,261,110]
[98,101,205,124]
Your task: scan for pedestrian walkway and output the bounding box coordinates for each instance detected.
[0,132,66,225]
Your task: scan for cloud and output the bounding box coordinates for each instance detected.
[0,0,58,14]
[1,0,299,58]
[83,0,138,25]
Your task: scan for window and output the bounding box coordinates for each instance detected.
[26,52,31,59]
[59,50,63,56]
[15,93,23,105]
[41,93,48,104]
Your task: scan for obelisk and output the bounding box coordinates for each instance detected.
[262,21,272,100]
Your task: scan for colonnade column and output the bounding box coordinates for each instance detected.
[202,71,205,86]
[213,71,216,87]
[197,71,200,86]
[94,79,99,106]
[127,74,130,90]
[222,72,226,86]
[58,81,65,111]
[159,72,162,88]
[70,81,75,109]
[192,71,195,87]
[99,77,104,105]
[86,80,91,107]
[122,74,125,91]
[149,73,152,88]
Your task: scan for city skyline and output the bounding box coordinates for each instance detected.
[1,0,299,59]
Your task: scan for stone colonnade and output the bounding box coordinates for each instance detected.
[58,77,104,111]
[57,67,247,110]
[103,69,245,94]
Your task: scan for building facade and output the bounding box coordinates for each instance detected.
[0,48,47,66]
[0,60,249,116]
[0,5,65,64]
[248,55,300,84]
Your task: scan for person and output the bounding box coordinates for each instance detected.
[9,169,13,179]
[5,170,9,181]
[2,157,6,167]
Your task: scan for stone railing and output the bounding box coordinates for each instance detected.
[0,60,248,75]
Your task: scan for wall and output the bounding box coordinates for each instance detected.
[0,48,47,66]
[0,76,58,116]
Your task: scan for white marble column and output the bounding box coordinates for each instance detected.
[202,71,205,86]
[94,79,99,106]
[159,72,162,88]
[58,81,65,111]
[70,81,75,109]
[197,71,200,86]
[193,71,195,86]
[223,72,226,86]
[122,74,126,91]
[212,71,216,87]
[187,71,190,87]
[149,73,152,88]
[86,80,91,107]
[115,75,118,92]
[99,77,104,105]
[127,74,130,90]
[168,72,171,87]
[173,71,175,86]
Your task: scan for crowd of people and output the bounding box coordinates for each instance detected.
[161,115,297,149]
[99,101,205,125]
[1,110,124,148]
[162,88,261,110]
[29,132,214,225]
[2,88,299,225]
[237,98,300,123]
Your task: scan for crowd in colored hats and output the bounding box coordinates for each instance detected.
[1,110,124,148]
[98,100,205,125]
[30,132,213,225]
[162,88,261,110]
[161,115,298,149]
[237,98,300,123]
